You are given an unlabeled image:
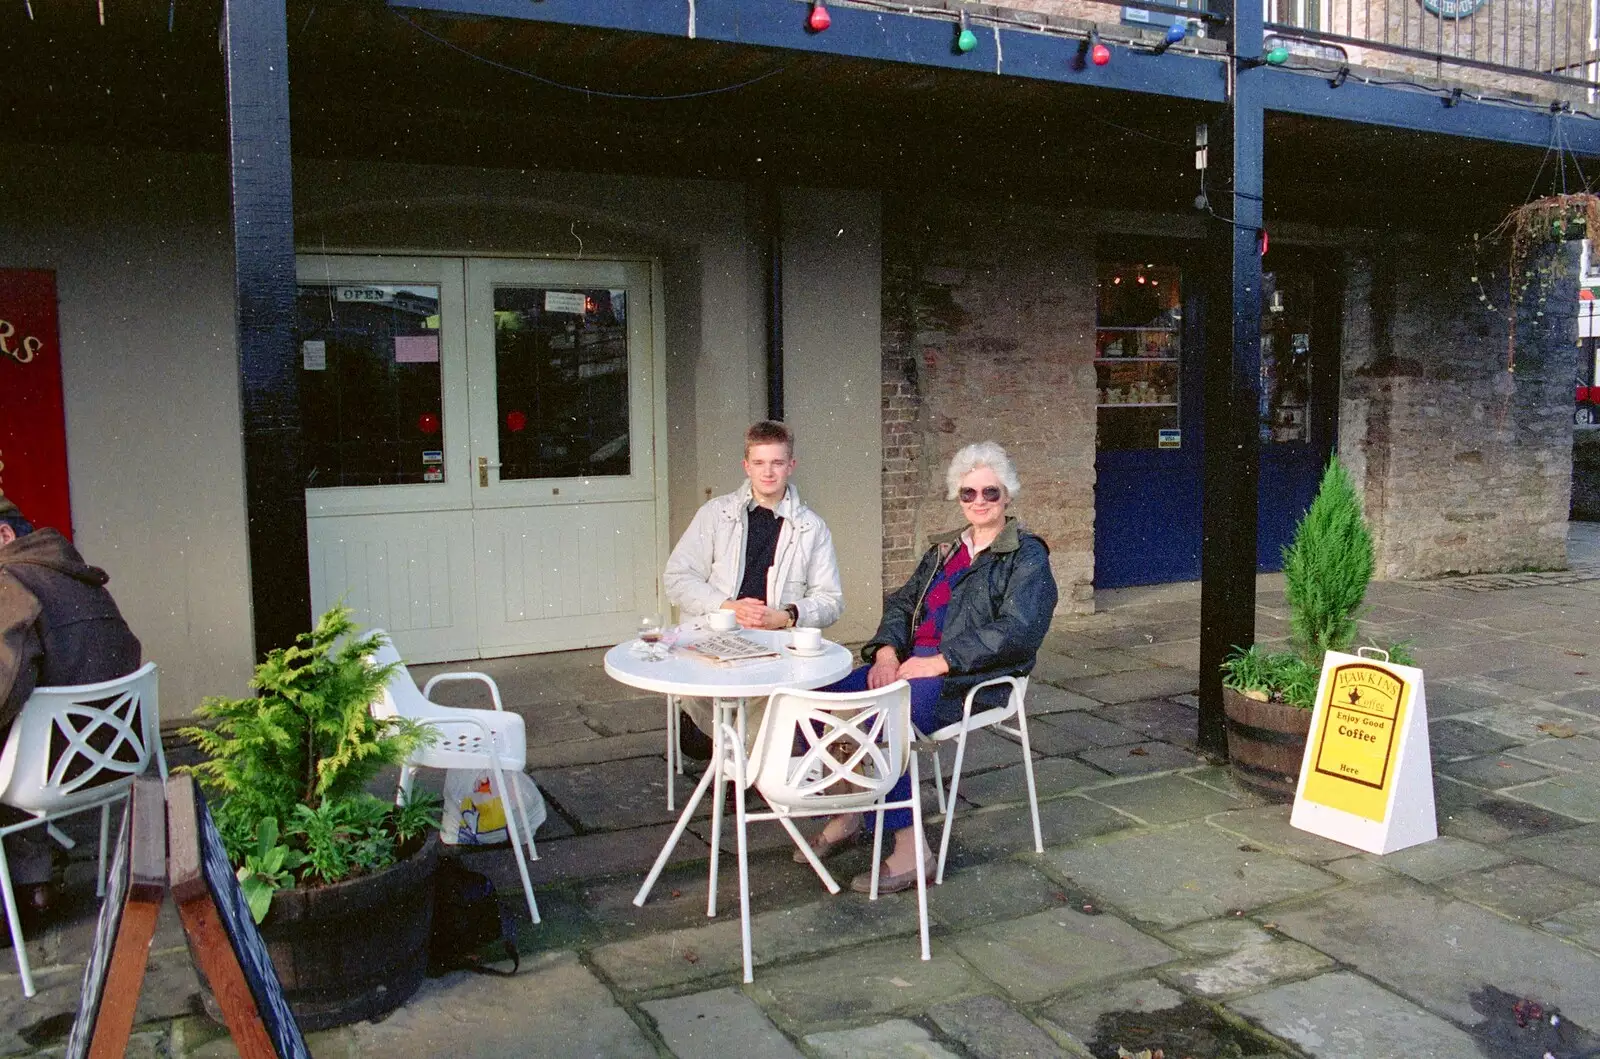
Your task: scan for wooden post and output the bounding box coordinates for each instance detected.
[223,0,311,656]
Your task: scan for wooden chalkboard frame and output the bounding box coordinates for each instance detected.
[167,776,310,1059]
[64,777,166,1059]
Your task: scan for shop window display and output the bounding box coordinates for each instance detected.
[1095,263,1182,451]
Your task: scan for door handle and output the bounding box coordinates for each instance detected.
[477,456,503,487]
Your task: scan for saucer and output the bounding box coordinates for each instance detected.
[784,643,827,658]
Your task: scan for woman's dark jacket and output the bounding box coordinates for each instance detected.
[862,516,1058,725]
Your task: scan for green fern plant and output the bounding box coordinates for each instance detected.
[179,605,439,921]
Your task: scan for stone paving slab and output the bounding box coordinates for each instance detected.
[1076,740,1203,776]
[1206,805,1360,863]
[952,757,1108,806]
[1508,733,1600,770]
[591,914,748,992]
[1434,777,1586,845]
[1511,822,1600,883]
[1045,823,1338,929]
[1064,668,1199,705]
[641,987,804,1059]
[802,1019,963,1058]
[580,696,670,735]
[1428,718,1522,759]
[927,729,1038,779]
[749,892,925,965]
[1163,917,1277,956]
[527,730,664,769]
[1441,862,1600,922]
[1080,774,1248,825]
[1038,977,1186,1049]
[1169,938,1335,997]
[1021,683,1101,714]
[925,860,1068,929]
[538,755,691,831]
[1096,699,1202,747]
[347,952,658,1058]
[1229,971,1481,1059]
[925,993,1070,1058]
[1452,703,1599,742]
[1022,711,1144,755]
[946,907,1178,1003]
[1368,835,1510,883]
[944,796,1133,871]
[747,939,987,1032]
[471,819,709,889]
[1435,753,1558,788]
[1506,771,1600,822]
[1267,878,1600,1026]
[1541,900,1600,952]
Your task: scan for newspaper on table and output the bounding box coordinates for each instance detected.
[677,632,782,666]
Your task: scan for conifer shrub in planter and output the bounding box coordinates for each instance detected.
[179,606,442,1030]
[1220,460,1415,798]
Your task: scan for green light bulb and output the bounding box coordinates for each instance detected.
[1265,46,1290,64]
[957,26,978,52]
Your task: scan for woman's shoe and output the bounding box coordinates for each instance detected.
[792,823,862,863]
[850,852,934,895]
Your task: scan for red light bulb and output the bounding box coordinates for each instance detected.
[1091,42,1111,65]
[807,1,831,31]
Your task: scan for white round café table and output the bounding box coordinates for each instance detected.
[605,628,854,913]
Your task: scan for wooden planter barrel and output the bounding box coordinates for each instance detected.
[1223,688,1313,801]
[201,832,440,1032]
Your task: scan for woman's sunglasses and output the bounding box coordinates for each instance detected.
[958,486,1004,503]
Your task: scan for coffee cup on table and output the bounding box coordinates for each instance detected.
[708,609,738,632]
[791,626,823,653]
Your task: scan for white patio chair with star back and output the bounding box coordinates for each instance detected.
[728,680,930,984]
[367,633,541,926]
[922,675,1042,884]
[0,662,167,997]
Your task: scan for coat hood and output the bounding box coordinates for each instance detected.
[0,528,111,587]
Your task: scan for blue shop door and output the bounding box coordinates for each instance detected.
[1093,260,1204,588]
[1094,257,1337,588]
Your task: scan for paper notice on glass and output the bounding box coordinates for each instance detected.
[544,291,587,315]
[301,340,327,371]
[394,335,440,364]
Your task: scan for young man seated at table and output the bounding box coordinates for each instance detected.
[663,420,844,758]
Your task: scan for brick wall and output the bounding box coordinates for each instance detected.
[880,198,1097,614]
[1338,238,1579,578]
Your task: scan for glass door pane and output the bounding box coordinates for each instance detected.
[1095,263,1184,451]
[490,286,631,480]
[297,282,446,487]
[1260,271,1314,445]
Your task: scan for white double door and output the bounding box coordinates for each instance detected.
[300,255,665,663]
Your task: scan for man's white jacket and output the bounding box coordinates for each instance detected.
[663,481,843,628]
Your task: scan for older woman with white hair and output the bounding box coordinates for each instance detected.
[802,441,1058,893]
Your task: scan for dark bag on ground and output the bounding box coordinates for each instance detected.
[428,856,520,977]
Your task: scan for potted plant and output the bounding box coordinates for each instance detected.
[1220,459,1414,798]
[179,606,442,1031]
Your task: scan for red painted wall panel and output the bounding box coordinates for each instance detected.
[0,269,73,539]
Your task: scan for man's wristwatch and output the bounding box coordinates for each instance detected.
[783,604,800,628]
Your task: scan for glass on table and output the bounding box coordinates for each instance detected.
[638,613,667,660]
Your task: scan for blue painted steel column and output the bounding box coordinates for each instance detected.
[1197,0,1266,754]
[224,0,311,655]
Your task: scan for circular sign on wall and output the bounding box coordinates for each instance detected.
[1421,0,1488,18]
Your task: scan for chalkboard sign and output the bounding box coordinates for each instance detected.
[65,777,166,1059]
[167,776,310,1059]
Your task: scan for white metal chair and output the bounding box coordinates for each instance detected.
[0,662,167,997]
[921,675,1042,885]
[729,681,930,984]
[367,634,541,926]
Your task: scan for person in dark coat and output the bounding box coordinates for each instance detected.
[798,443,1058,894]
[0,491,142,922]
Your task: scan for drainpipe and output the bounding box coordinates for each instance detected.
[765,185,785,422]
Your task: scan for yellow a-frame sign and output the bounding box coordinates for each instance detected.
[1290,649,1437,855]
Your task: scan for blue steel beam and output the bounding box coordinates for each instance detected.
[1258,68,1600,156]
[391,0,1228,102]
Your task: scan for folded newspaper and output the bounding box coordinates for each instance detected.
[677,632,781,664]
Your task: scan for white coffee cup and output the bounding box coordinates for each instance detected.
[708,609,738,632]
[791,626,823,653]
